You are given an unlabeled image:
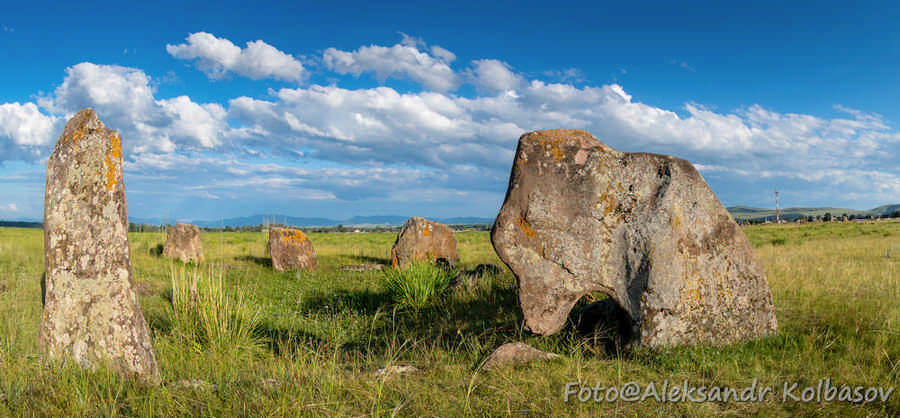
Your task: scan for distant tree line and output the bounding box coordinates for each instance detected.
[127,222,494,233]
[739,211,900,224]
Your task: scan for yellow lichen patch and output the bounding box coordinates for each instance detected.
[423,225,431,237]
[516,217,536,238]
[532,131,570,163]
[672,215,682,228]
[280,229,308,245]
[104,133,122,191]
[597,193,617,216]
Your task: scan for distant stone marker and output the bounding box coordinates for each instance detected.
[163,223,204,263]
[269,227,318,272]
[390,217,459,268]
[41,109,159,383]
[491,129,778,348]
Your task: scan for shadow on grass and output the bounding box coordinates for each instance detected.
[234,255,272,268]
[253,324,324,355]
[298,281,526,363]
[249,270,634,362]
[345,255,392,266]
[145,310,173,335]
[300,289,394,316]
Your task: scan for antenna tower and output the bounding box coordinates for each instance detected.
[775,189,781,224]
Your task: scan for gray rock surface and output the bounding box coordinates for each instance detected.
[390,217,459,268]
[41,109,159,383]
[337,263,385,272]
[491,129,777,348]
[374,364,422,378]
[163,223,204,263]
[483,342,560,370]
[269,227,318,272]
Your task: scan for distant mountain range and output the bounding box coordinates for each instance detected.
[128,214,497,228]
[3,204,898,229]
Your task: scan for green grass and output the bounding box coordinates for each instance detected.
[0,220,899,416]
[381,262,454,310]
[169,263,263,353]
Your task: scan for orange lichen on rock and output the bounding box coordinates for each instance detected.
[533,131,567,162]
[280,229,308,245]
[530,129,596,163]
[598,193,617,216]
[423,225,431,237]
[104,132,122,191]
[516,217,536,238]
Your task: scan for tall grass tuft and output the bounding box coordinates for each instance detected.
[169,263,263,353]
[381,262,454,310]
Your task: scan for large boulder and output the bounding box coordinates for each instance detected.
[163,223,204,263]
[390,217,459,268]
[491,129,777,348]
[269,227,317,272]
[41,109,159,383]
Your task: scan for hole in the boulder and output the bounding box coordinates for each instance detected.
[570,294,637,352]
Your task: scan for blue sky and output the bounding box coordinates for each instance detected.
[1,0,899,221]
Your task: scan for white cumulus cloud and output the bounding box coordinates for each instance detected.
[467,59,524,93]
[38,63,230,154]
[167,32,306,82]
[323,36,460,92]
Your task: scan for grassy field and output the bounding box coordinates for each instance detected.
[1,220,899,416]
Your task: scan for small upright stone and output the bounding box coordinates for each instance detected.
[41,109,159,383]
[163,223,204,263]
[390,217,459,268]
[269,227,317,272]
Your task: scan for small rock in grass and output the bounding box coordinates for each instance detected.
[173,378,215,392]
[260,378,283,389]
[337,263,385,272]
[483,342,561,370]
[374,364,422,378]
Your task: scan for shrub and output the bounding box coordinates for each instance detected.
[169,264,262,352]
[381,262,454,309]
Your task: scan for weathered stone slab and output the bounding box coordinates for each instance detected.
[491,129,777,348]
[269,227,317,272]
[390,217,459,268]
[41,109,159,383]
[163,223,204,263]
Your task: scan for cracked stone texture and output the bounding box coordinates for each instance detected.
[163,223,204,263]
[41,109,159,383]
[390,217,459,268]
[491,129,778,348]
[269,227,317,272]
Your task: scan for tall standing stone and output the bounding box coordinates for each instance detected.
[390,217,459,268]
[491,129,777,348]
[163,223,204,263]
[42,109,159,383]
[269,227,318,272]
